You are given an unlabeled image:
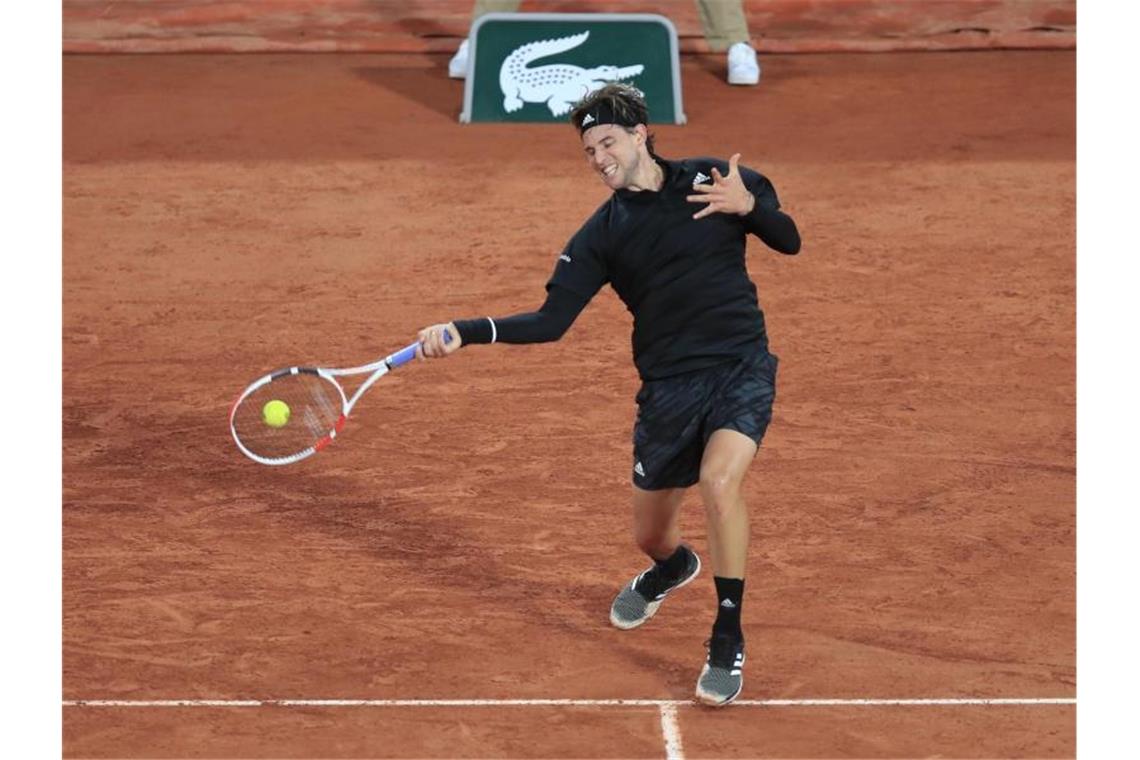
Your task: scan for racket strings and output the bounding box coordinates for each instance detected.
[231,372,344,460]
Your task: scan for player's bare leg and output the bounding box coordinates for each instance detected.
[698,429,757,577]
[631,485,685,558]
[610,486,701,629]
[695,428,758,706]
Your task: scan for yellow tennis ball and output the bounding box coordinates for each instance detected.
[262,399,291,428]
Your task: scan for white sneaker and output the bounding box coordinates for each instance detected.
[448,38,470,80]
[727,42,760,86]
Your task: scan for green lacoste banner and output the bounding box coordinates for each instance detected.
[460,13,686,125]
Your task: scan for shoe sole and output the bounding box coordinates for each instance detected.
[694,655,746,707]
[609,553,702,630]
[694,676,743,707]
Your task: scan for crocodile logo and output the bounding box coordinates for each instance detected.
[499,31,645,117]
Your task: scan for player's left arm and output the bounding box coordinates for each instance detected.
[687,153,801,255]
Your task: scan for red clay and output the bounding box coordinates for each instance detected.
[62,0,1076,54]
[63,50,1075,757]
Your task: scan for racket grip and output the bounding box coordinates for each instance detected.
[389,328,453,369]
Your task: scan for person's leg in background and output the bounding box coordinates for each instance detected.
[449,0,522,78]
[695,0,761,85]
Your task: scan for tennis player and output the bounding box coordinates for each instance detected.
[417,83,800,706]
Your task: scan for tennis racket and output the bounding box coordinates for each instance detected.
[229,331,451,466]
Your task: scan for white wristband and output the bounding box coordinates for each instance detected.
[488,317,497,344]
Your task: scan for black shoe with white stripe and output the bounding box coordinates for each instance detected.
[695,633,745,707]
[609,546,701,630]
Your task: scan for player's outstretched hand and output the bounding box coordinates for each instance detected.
[417,322,462,359]
[686,153,757,220]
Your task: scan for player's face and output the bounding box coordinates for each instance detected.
[582,124,644,190]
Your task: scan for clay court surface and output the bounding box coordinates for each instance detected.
[63,50,1075,757]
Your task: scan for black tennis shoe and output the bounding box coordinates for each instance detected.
[695,632,746,706]
[609,546,701,630]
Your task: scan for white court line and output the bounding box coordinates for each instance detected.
[62,697,1075,707]
[61,697,1075,760]
[658,703,685,760]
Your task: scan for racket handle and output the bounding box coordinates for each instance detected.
[389,328,453,369]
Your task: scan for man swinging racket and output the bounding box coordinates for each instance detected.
[417,83,801,706]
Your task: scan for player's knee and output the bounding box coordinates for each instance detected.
[698,469,743,519]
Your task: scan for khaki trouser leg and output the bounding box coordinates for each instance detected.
[472,0,522,21]
[695,0,752,52]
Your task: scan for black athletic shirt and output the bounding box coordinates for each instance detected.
[455,156,800,380]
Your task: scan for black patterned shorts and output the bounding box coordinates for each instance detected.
[632,352,778,490]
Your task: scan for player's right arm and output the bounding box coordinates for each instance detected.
[419,286,590,358]
[419,216,610,359]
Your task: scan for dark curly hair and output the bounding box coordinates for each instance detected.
[569,83,656,155]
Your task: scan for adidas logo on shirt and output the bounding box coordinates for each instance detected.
[693,171,711,186]
[633,461,646,477]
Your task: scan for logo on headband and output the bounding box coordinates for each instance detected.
[577,98,646,135]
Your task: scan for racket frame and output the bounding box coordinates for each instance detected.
[229,341,422,466]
